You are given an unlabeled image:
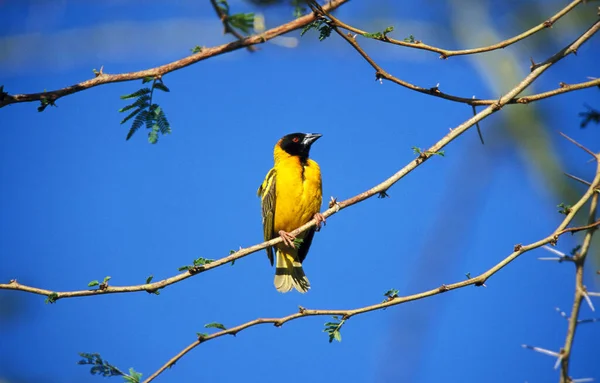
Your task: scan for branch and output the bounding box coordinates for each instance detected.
[559,164,600,382]
[2,19,599,302]
[319,6,600,106]
[143,156,600,383]
[0,0,349,109]
[326,0,583,59]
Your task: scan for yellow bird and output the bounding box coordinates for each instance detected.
[258,133,325,293]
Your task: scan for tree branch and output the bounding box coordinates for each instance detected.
[0,0,349,109]
[559,164,599,382]
[143,155,600,383]
[326,0,583,59]
[2,19,598,302]
[317,3,600,106]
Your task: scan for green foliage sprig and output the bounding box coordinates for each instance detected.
[119,77,171,144]
[78,352,142,383]
[324,316,345,343]
[363,26,394,40]
[216,0,255,35]
[557,202,572,215]
[301,19,332,41]
[412,146,445,158]
[178,257,215,272]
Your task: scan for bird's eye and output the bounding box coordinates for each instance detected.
[292,137,300,143]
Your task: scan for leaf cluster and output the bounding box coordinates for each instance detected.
[178,257,215,271]
[557,202,572,215]
[323,316,344,343]
[78,353,142,382]
[216,0,255,35]
[301,19,332,41]
[363,26,394,40]
[119,78,171,144]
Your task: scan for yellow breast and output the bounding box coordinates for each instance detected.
[273,156,322,234]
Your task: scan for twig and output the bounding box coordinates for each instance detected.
[143,158,600,383]
[325,0,583,58]
[3,19,599,302]
[0,0,349,109]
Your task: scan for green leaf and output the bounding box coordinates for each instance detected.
[333,330,342,342]
[205,322,227,331]
[153,82,170,93]
[127,110,148,140]
[120,108,142,125]
[228,13,254,34]
[403,34,416,43]
[363,26,393,40]
[142,76,154,84]
[193,257,214,266]
[197,332,208,339]
[383,289,399,298]
[178,265,191,271]
[191,45,203,53]
[125,368,143,383]
[148,129,159,144]
[146,275,153,284]
[103,276,111,283]
[120,88,151,100]
[88,280,100,287]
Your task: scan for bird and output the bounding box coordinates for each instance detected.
[258,132,325,293]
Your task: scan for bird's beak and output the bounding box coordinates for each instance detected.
[302,133,322,146]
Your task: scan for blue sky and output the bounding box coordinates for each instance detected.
[1,1,599,382]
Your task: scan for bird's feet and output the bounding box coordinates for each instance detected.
[314,212,326,231]
[278,230,297,248]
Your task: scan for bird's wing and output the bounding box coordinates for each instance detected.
[297,227,316,263]
[258,168,277,266]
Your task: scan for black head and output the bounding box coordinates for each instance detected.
[279,133,322,159]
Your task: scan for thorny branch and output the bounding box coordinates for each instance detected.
[2,17,599,302]
[560,174,599,382]
[329,0,585,58]
[310,1,600,106]
[142,148,600,383]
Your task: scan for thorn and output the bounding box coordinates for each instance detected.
[555,307,569,320]
[564,173,592,187]
[530,57,536,71]
[298,305,306,313]
[559,81,567,88]
[438,284,449,292]
[559,131,598,159]
[542,245,566,257]
[522,344,561,358]
[583,289,595,312]
[553,354,563,370]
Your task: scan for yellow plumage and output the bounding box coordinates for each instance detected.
[258,133,323,293]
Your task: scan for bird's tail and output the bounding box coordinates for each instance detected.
[274,249,310,293]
